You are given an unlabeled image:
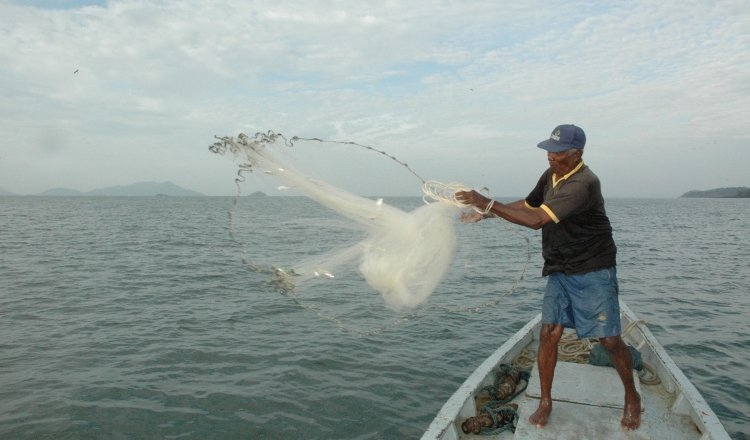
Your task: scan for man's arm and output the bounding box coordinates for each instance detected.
[506,199,528,209]
[455,190,553,230]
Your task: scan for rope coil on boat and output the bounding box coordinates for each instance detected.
[513,324,662,386]
[513,331,593,370]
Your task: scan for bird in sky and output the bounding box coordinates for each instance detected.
[74,69,79,74]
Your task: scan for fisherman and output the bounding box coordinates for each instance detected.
[455,124,641,431]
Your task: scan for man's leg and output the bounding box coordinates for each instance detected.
[599,335,641,430]
[529,323,564,427]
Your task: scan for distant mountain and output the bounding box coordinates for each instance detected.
[36,181,204,197]
[681,187,750,198]
[87,181,204,196]
[37,187,85,196]
[0,187,16,196]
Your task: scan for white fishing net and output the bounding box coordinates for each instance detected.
[209,131,462,311]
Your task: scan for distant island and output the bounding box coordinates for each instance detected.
[34,181,204,197]
[681,187,750,198]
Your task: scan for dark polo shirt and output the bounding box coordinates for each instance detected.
[525,162,616,276]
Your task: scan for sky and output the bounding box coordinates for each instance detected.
[0,0,748,198]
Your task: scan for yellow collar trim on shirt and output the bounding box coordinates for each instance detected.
[552,160,585,188]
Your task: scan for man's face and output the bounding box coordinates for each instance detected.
[547,149,581,175]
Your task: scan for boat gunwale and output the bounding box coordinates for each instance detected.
[618,302,730,440]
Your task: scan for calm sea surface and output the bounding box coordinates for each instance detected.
[1,196,748,439]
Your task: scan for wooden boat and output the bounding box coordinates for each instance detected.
[421,301,731,440]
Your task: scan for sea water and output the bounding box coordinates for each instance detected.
[1,196,748,439]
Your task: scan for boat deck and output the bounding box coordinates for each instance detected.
[515,361,649,439]
[459,342,704,440]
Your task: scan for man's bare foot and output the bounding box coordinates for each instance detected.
[621,393,641,430]
[529,397,553,428]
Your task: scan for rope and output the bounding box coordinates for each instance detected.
[289,136,426,184]
[421,180,494,214]
[511,331,592,370]
[559,331,593,364]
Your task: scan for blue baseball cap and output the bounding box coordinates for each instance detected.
[537,124,586,152]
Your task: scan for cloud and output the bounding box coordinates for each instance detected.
[0,0,748,196]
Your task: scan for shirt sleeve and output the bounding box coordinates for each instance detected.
[525,170,549,208]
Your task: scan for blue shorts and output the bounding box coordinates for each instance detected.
[542,267,622,338]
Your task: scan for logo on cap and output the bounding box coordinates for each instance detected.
[537,124,586,152]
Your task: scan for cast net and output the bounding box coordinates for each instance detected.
[210,131,530,334]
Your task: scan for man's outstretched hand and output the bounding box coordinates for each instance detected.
[455,190,489,223]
